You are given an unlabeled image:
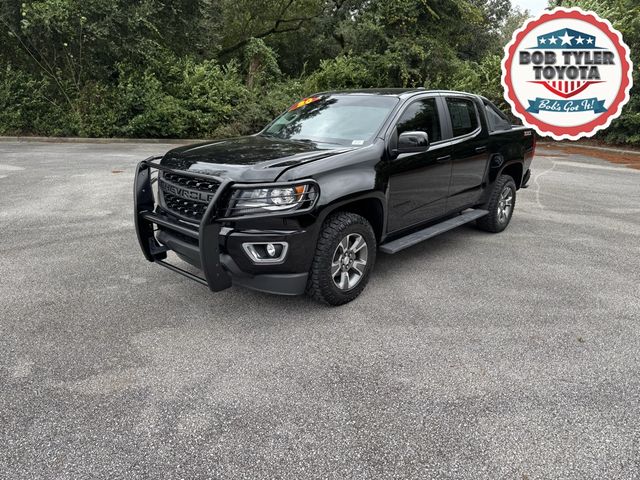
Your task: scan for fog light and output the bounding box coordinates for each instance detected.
[242,242,288,263]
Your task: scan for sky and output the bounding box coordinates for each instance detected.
[512,0,548,16]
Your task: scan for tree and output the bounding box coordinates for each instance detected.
[0,0,636,144]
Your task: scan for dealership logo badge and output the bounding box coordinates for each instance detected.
[502,8,632,140]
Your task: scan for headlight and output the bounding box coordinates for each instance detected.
[226,182,318,217]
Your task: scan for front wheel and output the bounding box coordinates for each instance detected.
[476,174,517,233]
[306,212,376,305]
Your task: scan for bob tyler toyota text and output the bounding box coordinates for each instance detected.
[502,8,632,140]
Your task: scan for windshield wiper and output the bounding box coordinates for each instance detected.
[293,138,348,147]
[262,134,344,147]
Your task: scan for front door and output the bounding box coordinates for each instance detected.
[386,97,452,233]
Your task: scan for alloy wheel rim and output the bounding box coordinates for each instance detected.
[331,233,368,291]
[497,186,513,223]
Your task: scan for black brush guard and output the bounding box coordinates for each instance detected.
[134,156,233,292]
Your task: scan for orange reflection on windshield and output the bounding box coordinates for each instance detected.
[288,96,321,111]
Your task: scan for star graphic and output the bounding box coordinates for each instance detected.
[548,36,557,45]
[559,31,574,45]
[540,37,547,44]
[575,36,584,44]
[587,37,594,44]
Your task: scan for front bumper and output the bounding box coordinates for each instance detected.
[134,157,314,296]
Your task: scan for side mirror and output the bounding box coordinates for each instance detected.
[397,131,429,154]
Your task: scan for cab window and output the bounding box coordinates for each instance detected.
[446,97,479,137]
[396,98,442,142]
[483,101,512,132]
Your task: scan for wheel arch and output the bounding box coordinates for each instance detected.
[499,161,524,189]
[479,158,524,206]
[316,192,387,243]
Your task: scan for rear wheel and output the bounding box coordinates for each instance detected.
[476,174,516,233]
[306,212,376,305]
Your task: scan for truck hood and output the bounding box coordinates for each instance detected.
[160,135,353,182]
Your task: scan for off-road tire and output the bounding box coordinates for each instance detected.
[306,212,376,306]
[476,174,517,233]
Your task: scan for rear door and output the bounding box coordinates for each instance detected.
[444,96,490,212]
[386,96,452,232]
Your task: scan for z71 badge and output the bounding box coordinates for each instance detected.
[502,7,632,140]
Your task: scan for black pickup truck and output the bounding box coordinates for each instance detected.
[135,89,534,305]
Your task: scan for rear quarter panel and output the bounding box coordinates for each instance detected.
[486,126,535,187]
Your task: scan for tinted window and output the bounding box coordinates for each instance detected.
[396,98,442,142]
[484,102,512,131]
[263,95,398,146]
[446,98,479,137]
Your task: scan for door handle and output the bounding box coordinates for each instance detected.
[436,155,451,163]
[475,146,487,153]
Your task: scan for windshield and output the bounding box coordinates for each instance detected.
[262,95,398,146]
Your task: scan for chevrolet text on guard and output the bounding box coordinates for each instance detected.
[134,89,534,305]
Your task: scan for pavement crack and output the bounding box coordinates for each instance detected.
[533,161,557,211]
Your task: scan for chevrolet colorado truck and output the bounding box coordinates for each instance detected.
[135,89,534,305]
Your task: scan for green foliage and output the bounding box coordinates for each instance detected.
[243,38,282,89]
[82,59,252,138]
[0,65,76,135]
[0,0,637,144]
[305,56,374,91]
[446,55,505,107]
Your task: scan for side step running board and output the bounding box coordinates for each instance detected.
[379,209,489,254]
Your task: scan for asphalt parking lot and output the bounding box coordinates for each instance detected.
[1,140,639,479]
